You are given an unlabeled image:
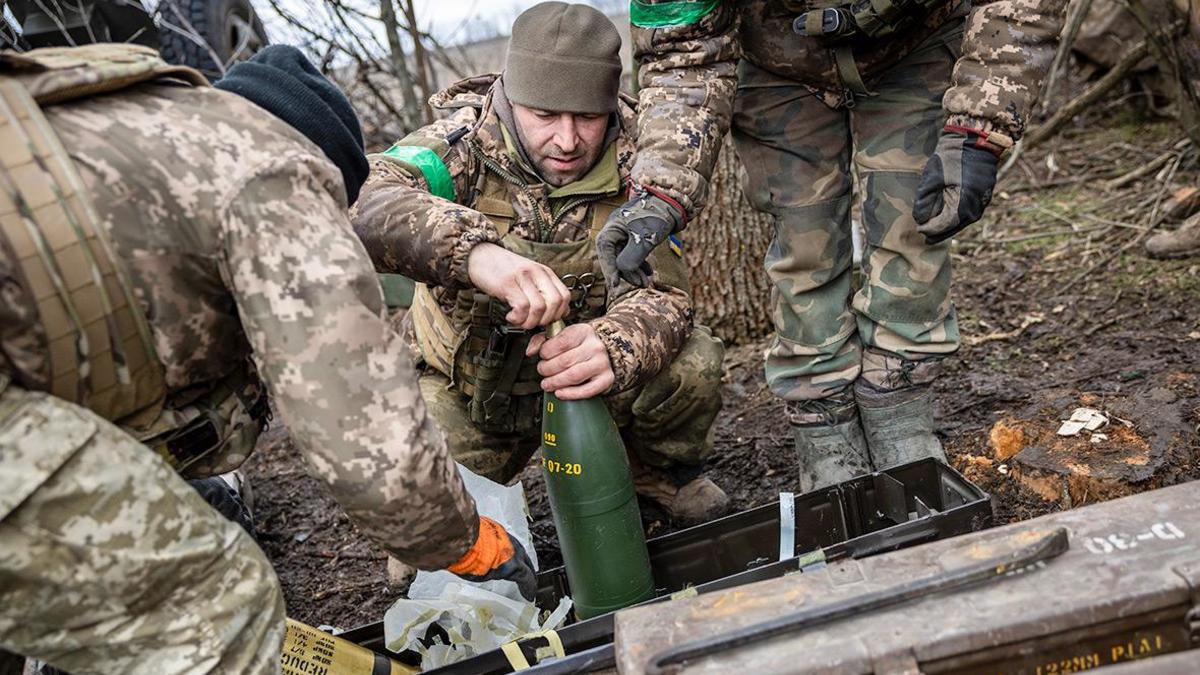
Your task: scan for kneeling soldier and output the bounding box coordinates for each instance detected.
[352,2,730,525]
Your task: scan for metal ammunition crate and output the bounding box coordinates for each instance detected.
[614,479,1200,674]
[342,458,992,673]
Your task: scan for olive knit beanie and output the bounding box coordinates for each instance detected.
[503,2,622,114]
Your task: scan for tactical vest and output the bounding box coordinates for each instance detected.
[786,0,957,95]
[408,144,690,435]
[0,45,267,476]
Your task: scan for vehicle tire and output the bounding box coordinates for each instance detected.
[156,0,267,80]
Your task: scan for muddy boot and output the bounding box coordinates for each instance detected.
[632,464,731,527]
[1145,212,1200,259]
[788,389,873,493]
[855,380,947,469]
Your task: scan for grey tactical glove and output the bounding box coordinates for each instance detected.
[913,128,1003,244]
[596,188,684,290]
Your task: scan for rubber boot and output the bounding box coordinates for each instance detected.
[788,391,873,493]
[632,463,731,527]
[1145,211,1200,259]
[855,380,947,469]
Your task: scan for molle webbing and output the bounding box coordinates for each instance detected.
[0,79,166,424]
[409,168,621,403]
[800,0,949,38]
[795,0,955,96]
[0,44,205,424]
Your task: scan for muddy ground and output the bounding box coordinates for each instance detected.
[243,106,1200,630]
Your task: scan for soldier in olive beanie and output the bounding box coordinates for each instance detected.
[504,2,622,114]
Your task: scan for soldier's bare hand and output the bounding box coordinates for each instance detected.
[467,243,571,329]
[527,323,615,400]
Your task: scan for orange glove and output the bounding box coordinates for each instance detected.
[447,516,537,600]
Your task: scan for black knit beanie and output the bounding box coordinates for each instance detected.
[215,45,369,205]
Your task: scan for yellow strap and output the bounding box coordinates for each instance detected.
[500,641,531,670]
[500,630,566,671]
[670,586,699,601]
[533,629,566,662]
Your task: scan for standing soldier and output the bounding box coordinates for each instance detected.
[0,44,532,674]
[351,2,730,525]
[600,0,1067,490]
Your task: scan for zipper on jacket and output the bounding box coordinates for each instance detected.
[469,140,611,241]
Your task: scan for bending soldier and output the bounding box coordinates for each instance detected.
[0,45,532,674]
[351,2,731,525]
[601,0,1067,491]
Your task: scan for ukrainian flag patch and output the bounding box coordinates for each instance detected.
[668,234,684,258]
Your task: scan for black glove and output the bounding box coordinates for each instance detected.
[596,189,683,290]
[913,129,1001,244]
[447,516,538,601]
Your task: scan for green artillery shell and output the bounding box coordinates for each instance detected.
[539,321,655,619]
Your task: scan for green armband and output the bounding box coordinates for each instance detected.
[379,143,457,202]
[630,0,719,28]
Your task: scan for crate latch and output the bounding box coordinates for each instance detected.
[1172,560,1200,646]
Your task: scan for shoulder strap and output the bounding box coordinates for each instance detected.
[589,193,627,235]
[409,282,460,376]
[0,43,208,106]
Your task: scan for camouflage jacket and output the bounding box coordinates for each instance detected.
[0,83,477,568]
[350,75,694,393]
[630,0,1068,219]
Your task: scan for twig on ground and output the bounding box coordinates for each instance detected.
[964,313,1045,346]
[1104,139,1192,191]
[1083,309,1141,337]
[961,224,1109,246]
[1057,153,1185,295]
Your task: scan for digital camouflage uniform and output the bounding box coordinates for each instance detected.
[0,45,477,674]
[628,0,1066,481]
[351,75,725,485]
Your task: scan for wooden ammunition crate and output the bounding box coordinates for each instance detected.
[614,481,1200,674]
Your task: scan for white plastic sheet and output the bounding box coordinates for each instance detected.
[384,582,572,668]
[383,464,572,669]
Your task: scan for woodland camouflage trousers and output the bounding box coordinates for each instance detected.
[421,326,725,484]
[0,383,284,675]
[732,21,965,402]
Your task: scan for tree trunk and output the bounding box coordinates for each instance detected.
[1171,0,1200,142]
[684,135,775,346]
[379,0,422,132]
[399,0,434,124]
